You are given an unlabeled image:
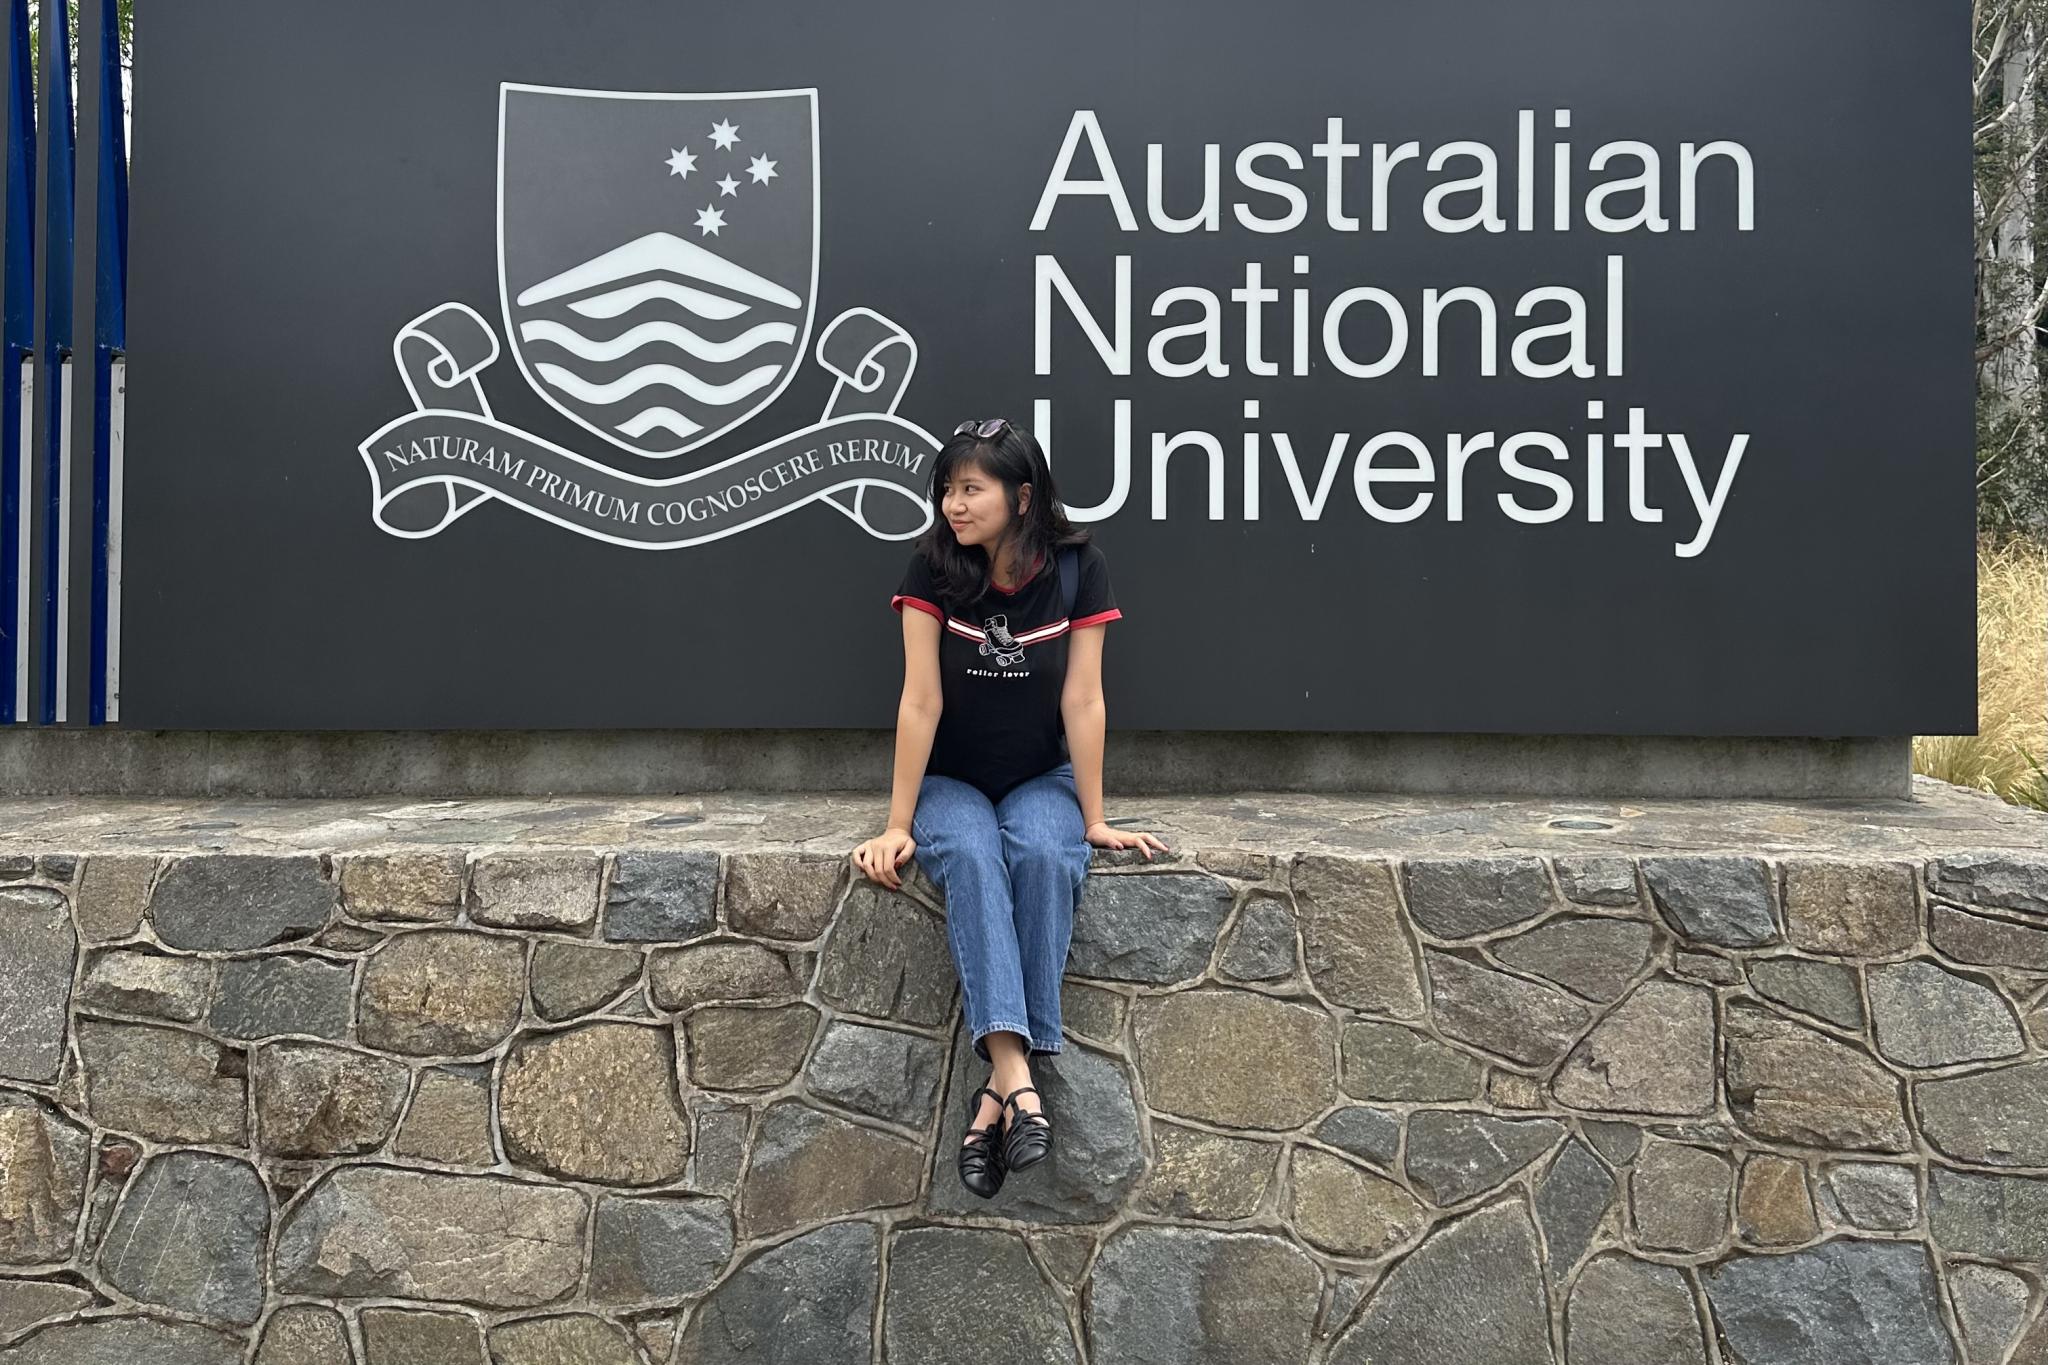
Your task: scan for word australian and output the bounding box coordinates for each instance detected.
[1027,110,1756,557]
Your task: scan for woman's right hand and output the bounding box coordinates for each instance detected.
[852,826,917,891]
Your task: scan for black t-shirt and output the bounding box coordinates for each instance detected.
[892,542,1122,804]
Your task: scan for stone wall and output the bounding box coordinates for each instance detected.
[2,841,2047,1363]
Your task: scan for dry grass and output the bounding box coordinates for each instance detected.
[1914,535,2048,809]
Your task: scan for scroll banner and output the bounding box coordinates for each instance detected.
[356,303,938,547]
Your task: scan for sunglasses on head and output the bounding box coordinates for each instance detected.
[953,417,1011,440]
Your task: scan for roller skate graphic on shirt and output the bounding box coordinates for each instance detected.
[979,615,1028,667]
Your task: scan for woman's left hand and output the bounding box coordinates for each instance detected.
[1085,820,1170,860]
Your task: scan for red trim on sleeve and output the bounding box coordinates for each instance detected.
[892,595,944,622]
[1070,608,1122,630]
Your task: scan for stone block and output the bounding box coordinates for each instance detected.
[254,1040,410,1158]
[1133,987,1336,1130]
[1092,1226,1321,1365]
[1138,1121,1279,1221]
[682,1003,819,1092]
[1491,916,1654,1002]
[1916,1059,2048,1167]
[1641,856,1779,948]
[149,855,335,951]
[469,852,601,933]
[1289,1146,1425,1257]
[1289,856,1426,1018]
[724,852,843,940]
[805,1019,944,1127]
[1630,1141,1731,1254]
[1703,1240,1955,1365]
[500,1021,691,1185]
[737,1101,921,1239]
[1217,896,1299,981]
[1402,856,1558,938]
[1781,858,1919,956]
[79,947,213,1023]
[338,851,465,923]
[1566,1254,1710,1365]
[605,850,719,943]
[1553,979,1716,1115]
[0,1092,90,1264]
[1867,959,2024,1068]
[1339,1020,1483,1103]
[0,887,76,1083]
[75,1019,247,1144]
[1068,870,1234,984]
[883,1228,1078,1365]
[1723,1001,1909,1152]
[208,952,355,1041]
[97,1151,268,1325]
[72,855,156,943]
[1747,956,1865,1030]
[1736,1153,1817,1246]
[674,1221,877,1365]
[1425,950,1592,1069]
[530,940,641,1020]
[814,885,954,1026]
[589,1193,733,1304]
[1405,1111,1565,1206]
[1328,1202,1553,1365]
[358,928,525,1056]
[488,1313,642,1365]
[393,1064,495,1166]
[359,1307,484,1364]
[647,940,796,1009]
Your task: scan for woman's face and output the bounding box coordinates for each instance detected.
[941,458,1027,551]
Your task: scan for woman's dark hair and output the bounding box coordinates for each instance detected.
[913,422,1090,610]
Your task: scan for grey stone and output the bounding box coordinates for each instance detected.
[883,1228,1077,1365]
[1949,1264,2031,1365]
[1059,979,1126,1044]
[1723,1001,1910,1152]
[0,1092,90,1264]
[274,1165,587,1306]
[1630,1142,1731,1254]
[724,852,843,941]
[1218,897,1299,981]
[0,1316,245,1365]
[79,948,213,1023]
[1090,1226,1321,1365]
[1403,856,1558,938]
[1917,1060,2048,1166]
[1335,1019,1482,1105]
[739,1100,921,1238]
[689,1101,749,1196]
[488,1314,641,1365]
[1491,916,1653,1002]
[928,1027,1143,1221]
[75,1019,247,1144]
[1139,1122,1279,1221]
[338,852,465,923]
[469,853,600,933]
[358,929,526,1056]
[501,1021,691,1185]
[1028,1231,1093,1286]
[0,1280,99,1338]
[1704,1240,1956,1365]
[254,1040,411,1157]
[682,1003,819,1092]
[0,888,76,1083]
[35,857,74,883]
[1315,1106,1402,1168]
[1748,957,1866,1030]
[1553,980,1716,1116]
[674,1220,877,1365]
[1328,1200,1555,1365]
[1535,1140,1616,1283]
[1339,1020,1483,1103]
[149,855,335,951]
[1930,852,2048,918]
[1425,951,1594,1069]
[1556,857,1641,907]
[1405,1111,1565,1206]
[647,940,797,1009]
[1290,856,1427,1018]
[72,854,156,943]
[1641,856,1778,948]
[393,1065,494,1165]
[359,1306,483,1364]
[814,884,954,1026]
[1781,858,1920,956]
[98,1151,268,1325]
[313,922,385,952]
[530,940,641,1021]
[252,1304,350,1365]
[208,952,355,1040]
[1932,1169,2048,1261]
[1068,871,1234,983]
[1672,950,1745,984]
[1290,1146,1428,1257]
[1566,1254,1710,1365]
[1819,1162,1920,1232]
[1133,988,1336,1130]
[589,1193,733,1304]
[1930,902,2048,970]
[606,850,719,943]
[1580,1120,1642,1166]
[806,1019,944,1127]
[1868,960,2023,1068]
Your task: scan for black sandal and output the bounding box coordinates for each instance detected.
[958,1085,1007,1198]
[1000,1084,1053,1172]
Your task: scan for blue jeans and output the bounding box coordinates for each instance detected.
[912,760,1093,1065]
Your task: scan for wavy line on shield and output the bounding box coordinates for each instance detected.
[566,279,753,323]
[533,360,784,406]
[520,319,797,365]
[616,407,706,441]
[516,231,802,309]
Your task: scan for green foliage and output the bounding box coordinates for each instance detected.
[25,0,134,77]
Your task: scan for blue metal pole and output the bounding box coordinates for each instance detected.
[0,0,33,725]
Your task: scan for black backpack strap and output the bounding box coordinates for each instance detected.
[1057,545,1080,620]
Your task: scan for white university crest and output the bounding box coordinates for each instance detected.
[358,83,935,548]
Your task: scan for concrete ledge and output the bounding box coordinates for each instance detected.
[0,728,1911,799]
[0,783,2043,1362]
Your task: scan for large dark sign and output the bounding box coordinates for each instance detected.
[126,0,1972,732]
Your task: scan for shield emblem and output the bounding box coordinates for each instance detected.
[498,84,818,459]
